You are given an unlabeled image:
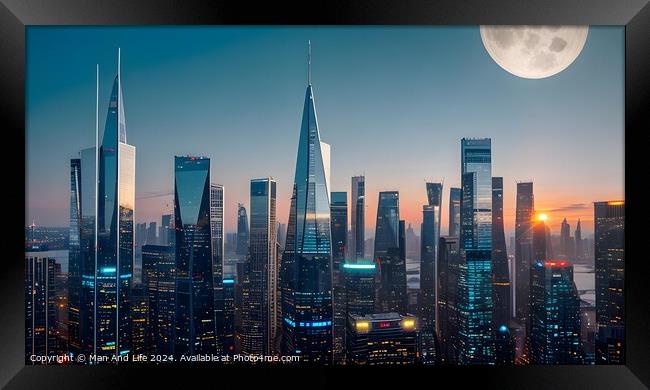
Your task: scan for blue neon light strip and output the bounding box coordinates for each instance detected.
[223,279,235,284]
[343,263,376,269]
[284,318,332,328]
[101,267,117,274]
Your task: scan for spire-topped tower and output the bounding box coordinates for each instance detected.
[94,48,136,359]
[281,42,333,363]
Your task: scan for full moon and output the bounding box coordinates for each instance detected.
[480,25,588,79]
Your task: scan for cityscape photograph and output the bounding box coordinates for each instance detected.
[25,26,624,366]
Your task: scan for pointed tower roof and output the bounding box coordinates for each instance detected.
[102,48,127,148]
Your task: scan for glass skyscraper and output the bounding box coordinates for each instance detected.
[243,178,277,355]
[141,244,175,355]
[491,177,510,333]
[344,261,376,318]
[210,183,225,354]
[420,183,442,330]
[330,191,348,364]
[420,183,442,364]
[281,43,333,363]
[514,182,534,325]
[68,158,82,354]
[458,138,494,364]
[374,191,407,314]
[594,201,625,364]
[78,147,96,355]
[173,156,216,356]
[25,256,58,363]
[448,187,461,237]
[437,236,460,364]
[236,203,249,258]
[529,261,583,364]
[94,52,135,359]
[350,176,365,261]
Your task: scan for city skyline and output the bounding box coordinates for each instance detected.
[26,26,624,237]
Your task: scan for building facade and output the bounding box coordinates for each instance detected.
[529,261,583,364]
[243,178,277,355]
[514,182,534,324]
[448,187,461,237]
[173,156,216,355]
[594,201,625,364]
[374,191,407,315]
[458,138,494,364]
[346,313,417,365]
[491,177,511,334]
[350,176,365,260]
[330,191,348,364]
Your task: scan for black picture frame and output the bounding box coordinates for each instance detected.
[2,0,648,388]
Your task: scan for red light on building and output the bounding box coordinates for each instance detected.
[544,260,569,268]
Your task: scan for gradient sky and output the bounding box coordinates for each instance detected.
[26,26,624,238]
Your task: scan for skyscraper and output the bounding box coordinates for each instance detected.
[560,218,571,260]
[236,203,249,258]
[330,191,348,364]
[173,156,216,355]
[529,261,582,364]
[532,215,549,263]
[458,138,494,364]
[147,222,158,245]
[25,256,58,363]
[243,178,277,355]
[95,50,135,358]
[221,277,236,355]
[281,42,333,363]
[141,244,175,355]
[78,147,96,355]
[491,177,510,334]
[350,176,365,261]
[575,219,583,262]
[594,201,625,365]
[374,191,407,314]
[210,183,225,354]
[344,262,376,317]
[437,236,460,364]
[420,182,442,363]
[514,182,534,324]
[448,187,461,237]
[160,214,173,247]
[68,158,82,354]
[130,284,149,355]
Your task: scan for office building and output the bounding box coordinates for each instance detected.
[594,201,625,364]
[351,176,365,260]
[529,261,583,364]
[281,42,333,363]
[173,156,216,355]
[330,191,348,364]
[374,191,407,314]
[458,138,494,364]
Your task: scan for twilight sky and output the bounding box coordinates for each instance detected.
[26,26,624,238]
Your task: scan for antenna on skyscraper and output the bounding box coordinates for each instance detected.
[308,40,312,85]
[118,47,121,79]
